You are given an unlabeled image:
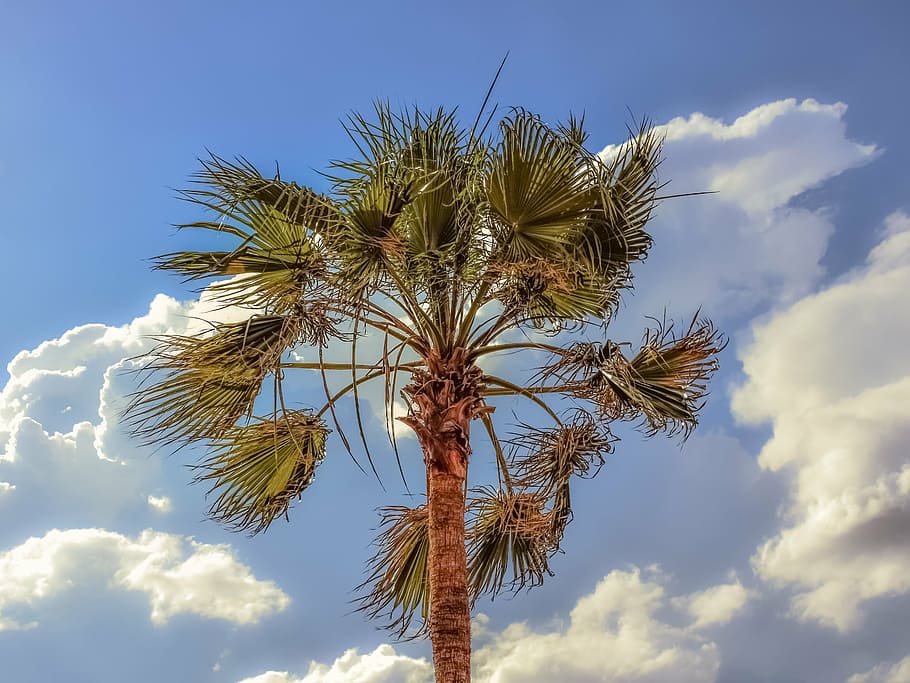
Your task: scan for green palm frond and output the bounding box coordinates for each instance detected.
[189,154,338,226]
[356,505,430,639]
[126,314,301,445]
[399,109,482,261]
[195,410,329,533]
[467,486,553,599]
[487,110,589,262]
[331,104,488,302]
[156,154,336,312]
[574,122,662,280]
[510,412,614,543]
[334,171,410,295]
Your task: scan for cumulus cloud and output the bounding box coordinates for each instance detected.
[847,655,910,683]
[0,287,266,525]
[472,568,723,683]
[235,645,432,683]
[0,527,289,630]
[239,568,750,683]
[599,98,877,322]
[672,579,751,630]
[734,211,910,631]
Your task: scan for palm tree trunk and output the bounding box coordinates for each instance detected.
[401,350,485,682]
[427,459,471,682]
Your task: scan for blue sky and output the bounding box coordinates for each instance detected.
[1,2,909,681]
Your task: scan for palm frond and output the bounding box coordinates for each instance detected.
[558,315,726,437]
[125,314,301,446]
[487,110,589,263]
[574,121,663,280]
[356,505,430,639]
[331,104,490,309]
[187,153,338,228]
[492,258,620,330]
[510,412,613,543]
[467,486,553,599]
[156,154,337,312]
[333,170,410,296]
[195,410,329,534]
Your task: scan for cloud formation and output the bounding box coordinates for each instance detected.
[471,568,725,683]
[734,211,910,631]
[239,567,750,683]
[0,527,289,630]
[672,579,751,630]
[0,289,262,526]
[236,645,432,683]
[599,98,877,324]
[847,655,910,683]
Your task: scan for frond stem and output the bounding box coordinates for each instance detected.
[469,341,562,361]
[483,375,564,426]
[315,367,418,418]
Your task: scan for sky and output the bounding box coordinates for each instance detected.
[1,1,909,681]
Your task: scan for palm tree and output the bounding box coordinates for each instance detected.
[125,100,724,682]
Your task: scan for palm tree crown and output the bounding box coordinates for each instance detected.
[125,102,725,682]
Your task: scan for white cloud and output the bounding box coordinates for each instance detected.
[672,579,751,630]
[238,568,742,683]
[235,645,432,683]
[0,528,289,630]
[734,211,910,631]
[847,655,910,683]
[471,568,721,683]
[599,98,877,322]
[147,495,171,512]
[0,287,262,522]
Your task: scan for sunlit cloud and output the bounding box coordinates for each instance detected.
[735,211,910,631]
[0,528,289,630]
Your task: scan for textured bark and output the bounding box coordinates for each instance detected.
[427,461,471,682]
[400,349,491,682]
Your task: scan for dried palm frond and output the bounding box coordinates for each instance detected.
[356,505,430,639]
[296,302,349,348]
[125,314,301,446]
[510,412,614,543]
[467,487,554,599]
[195,410,329,534]
[570,316,726,437]
[492,258,618,330]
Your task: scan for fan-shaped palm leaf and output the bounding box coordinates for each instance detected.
[156,154,336,312]
[574,122,662,279]
[487,110,589,262]
[564,316,726,436]
[493,259,619,329]
[195,410,329,533]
